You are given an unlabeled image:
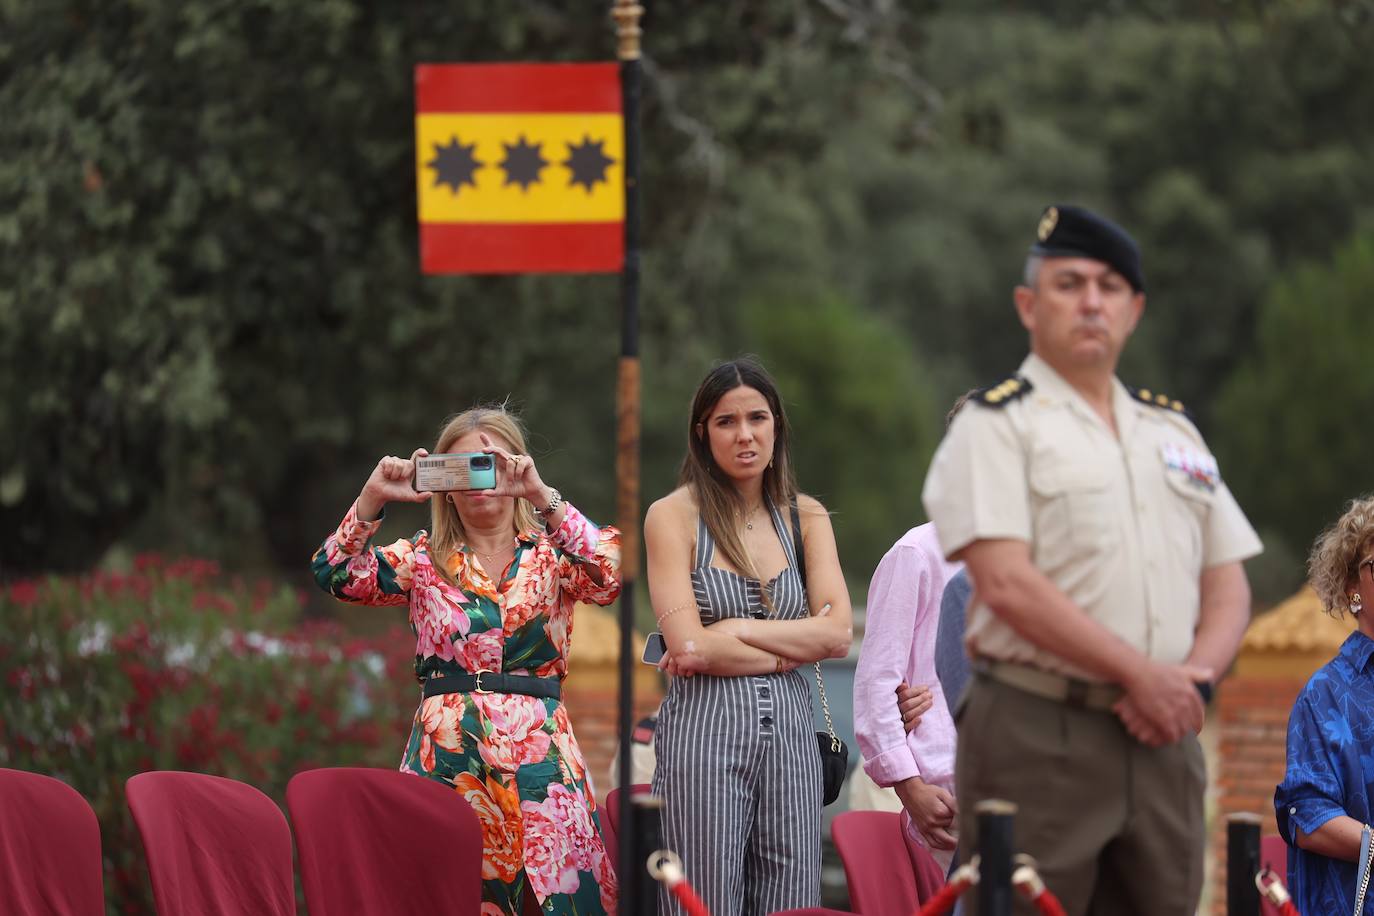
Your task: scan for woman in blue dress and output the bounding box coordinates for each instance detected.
[1276,495,1374,913]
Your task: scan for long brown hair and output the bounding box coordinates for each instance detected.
[428,405,540,586]
[678,358,800,586]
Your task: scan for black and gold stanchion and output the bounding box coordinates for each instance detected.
[632,792,664,912]
[1226,812,1262,916]
[977,799,1017,916]
[611,0,648,908]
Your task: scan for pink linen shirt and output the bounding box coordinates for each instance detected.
[853,523,962,791]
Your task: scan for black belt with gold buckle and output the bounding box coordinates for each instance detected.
[422,670,561,701]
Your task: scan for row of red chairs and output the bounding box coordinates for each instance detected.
[0,766,482,915]
[7,765,975,916]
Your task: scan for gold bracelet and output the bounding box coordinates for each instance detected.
[656,601,696,623]
[774,654,784,674]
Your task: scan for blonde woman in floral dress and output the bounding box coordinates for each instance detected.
[312,406,620,915]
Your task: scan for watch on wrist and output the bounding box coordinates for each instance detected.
[534,487,563,521]
[1195,680,1214,704]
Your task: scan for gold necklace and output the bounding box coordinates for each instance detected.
[469,540,515,565]
[743,504,766,531]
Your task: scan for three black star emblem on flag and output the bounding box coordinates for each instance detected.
[428,134,616,195]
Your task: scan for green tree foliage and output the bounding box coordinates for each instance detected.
[1214,233,1374,596]
[0,0,940,587]
[3,0,1373,603]
[843,7,1374,419]
[741,294,941,572]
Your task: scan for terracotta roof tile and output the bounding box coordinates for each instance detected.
[1242,586,1355,654]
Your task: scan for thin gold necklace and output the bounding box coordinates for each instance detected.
[744,503,767,531]
[470,539,516,565]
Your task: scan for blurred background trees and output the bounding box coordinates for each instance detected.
[3,0,1373,607]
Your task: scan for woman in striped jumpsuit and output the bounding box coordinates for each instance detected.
[644,358,854,916]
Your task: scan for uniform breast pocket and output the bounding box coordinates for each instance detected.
[1029,462,1117,561]
[1162,469,1213,560]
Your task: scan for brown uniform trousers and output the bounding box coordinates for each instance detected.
[955,675,1206,916]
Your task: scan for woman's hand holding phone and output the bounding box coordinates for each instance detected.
[478,433,551,504]
[358,448,431,520]
[648,633,710,678]
[659,650,709,678]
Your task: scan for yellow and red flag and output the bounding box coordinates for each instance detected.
[415,63,624,274]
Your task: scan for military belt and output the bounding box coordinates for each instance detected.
[977,659,1122,711]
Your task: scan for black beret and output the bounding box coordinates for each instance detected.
[1030,204,1145,293]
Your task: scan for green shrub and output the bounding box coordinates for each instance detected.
[0,556,418,914]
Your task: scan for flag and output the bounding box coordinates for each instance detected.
[415,63,624,274]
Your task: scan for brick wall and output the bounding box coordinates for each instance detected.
[557,604,667,806]
[1210,675,1303,914]
[564,662,664,804]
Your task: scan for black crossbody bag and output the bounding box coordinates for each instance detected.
[790,502,850,805]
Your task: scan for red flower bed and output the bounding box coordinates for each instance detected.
[0,557,419,913]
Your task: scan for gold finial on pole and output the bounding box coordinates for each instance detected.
[612,0,645,61]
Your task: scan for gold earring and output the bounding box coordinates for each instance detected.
[1353,594,1364,615]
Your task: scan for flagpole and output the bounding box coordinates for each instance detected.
[612,0,650,910]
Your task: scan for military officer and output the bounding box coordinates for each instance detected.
[922,204,1262,914]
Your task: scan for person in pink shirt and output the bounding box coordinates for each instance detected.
[853,521,963,870]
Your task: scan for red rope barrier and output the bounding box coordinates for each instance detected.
[669,880,711,916]
[916,858,979,916]
[1256,868,1301,916]
[1012,856,1067,916]
[648,849,711,916]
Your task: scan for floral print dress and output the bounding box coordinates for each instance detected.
[312,501,621,915]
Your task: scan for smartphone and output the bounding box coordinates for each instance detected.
[413,452,498,492]
[641,632,667,666]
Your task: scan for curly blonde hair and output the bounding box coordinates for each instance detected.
[1308,494,1374,617]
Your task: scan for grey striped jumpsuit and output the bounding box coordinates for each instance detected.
[652,504,823,916]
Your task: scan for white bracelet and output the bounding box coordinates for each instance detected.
[656,602,696,623]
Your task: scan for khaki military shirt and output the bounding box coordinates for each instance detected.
[921,353,1262,682]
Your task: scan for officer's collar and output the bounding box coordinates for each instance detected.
[1017,353,1140,439]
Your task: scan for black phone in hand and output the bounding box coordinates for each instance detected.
[641,632,667,665]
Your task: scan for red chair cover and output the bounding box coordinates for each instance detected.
[601,782,651,882]
[603,782,650,839]
[287,767,481,915]
[0,768,104,916]
[599,795,620,881]
[126,770,293,916]
[1260,833,1289,916]
[832,810,921,915]
[899,813,951,903]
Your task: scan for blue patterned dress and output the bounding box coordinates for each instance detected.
[1275,630,1374,914]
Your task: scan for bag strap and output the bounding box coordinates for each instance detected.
[791,501,839,751]
[814,660,840,751]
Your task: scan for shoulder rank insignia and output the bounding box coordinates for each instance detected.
[973,375,1033,408]
[1127,386,1188,415]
